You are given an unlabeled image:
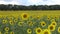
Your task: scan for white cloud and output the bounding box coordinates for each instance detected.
[0,0,22,5]
[42,0,60,5]
[27,0,60,5]
[0,0,60,5]
[28,0,43,5]
[52,0,60,5]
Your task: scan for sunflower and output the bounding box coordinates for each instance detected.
[9,20,14,25]
[21,13,29,20]
[18,22,23,26]
[8,16,14,20]
[35,27,42,34]
[2,19,8,24]
[51,21,57,26]
[48,25,55,31]
[5,27,9,31]
[40,21,46,27]
[27,21,33,26]
[36,16,40,19]
[51,19,55,22]
[0,31,2,34]
[37,16,40,18]
[43,29,51,34]
[4,32,8,34]
[10,31,14,34]
[27,28,32,34]
[58,27,60,33]
[47,16,50,20]
[14,19,18,23]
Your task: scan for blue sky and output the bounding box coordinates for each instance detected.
[0,0,60,5]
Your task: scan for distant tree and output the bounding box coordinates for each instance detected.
[0,4,60,10]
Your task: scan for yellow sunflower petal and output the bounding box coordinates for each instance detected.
[43,29,51,34]
[27,28,32,34]
[9,20,14,25]
[27,21,33,26]
[51,21,57,26]
[5,27,9,31]
[21,13,29,20]
[2,19,7,24]
[35,27,42,34]
[4,32,8,34]
[18,22,24,26]
[10,31,14,34]
[40,21,46,27]
[58,27,60,33]
[48,25,55,31]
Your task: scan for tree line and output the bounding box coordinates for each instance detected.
[0,4,60,10]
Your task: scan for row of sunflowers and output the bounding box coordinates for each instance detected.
[0,13,60,34]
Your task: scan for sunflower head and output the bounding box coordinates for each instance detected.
[47,16,51,20]
[27,21,33,26]
[36,16,40,19]
[10,31,14,34]
[51,21,57,26]
[35,27,42,34]
[18,22,24,26]
[2,19,8,24]
[48,25,55,31]
[51,19,55,22]
[43,29,51,34]
[8,16,14,20]
[21,13,29,20]
[14,19,18,23]
[58,27,60,33]
[4,32,8,34]
[27,28,32,34]
[40,21,46,27]
[5,27,9,32]
[9,20,14,25]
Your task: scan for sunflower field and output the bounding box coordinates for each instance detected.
[0,10,60,34]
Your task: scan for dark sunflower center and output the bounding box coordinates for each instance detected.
[43,24,45,26]
[44,32,49,34]
[50,26,53,30]
[59,29,60,31]
[23,14,27,18]
[53,23,55,25]
[6,28,8,30]
[48,18,50,19]
[37,29,41,33]
[20,23,23,25]
[11,32,14,34]
[29,30,31,32]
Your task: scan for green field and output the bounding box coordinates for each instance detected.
[0,10,60,34]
